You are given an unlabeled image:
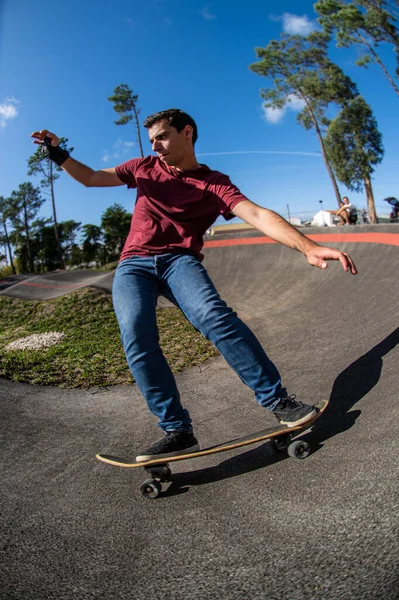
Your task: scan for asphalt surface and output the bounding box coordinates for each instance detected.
[1,224,398,600]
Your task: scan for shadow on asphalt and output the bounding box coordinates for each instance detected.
[163,443,288,498]
[162,327,399,498]
[313,326,399,445]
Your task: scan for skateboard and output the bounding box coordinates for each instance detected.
[96,399,328,499]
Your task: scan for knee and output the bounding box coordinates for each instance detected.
[189,302,237,341]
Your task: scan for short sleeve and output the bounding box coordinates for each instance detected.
[213,175,250,221]
[115,158,142,189]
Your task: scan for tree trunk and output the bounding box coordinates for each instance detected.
[3,220,16,274]
[133,106,144,157]
[361,36,399,98]
[50,163,66,269]
[22,198,34,273]
[300,92,342,208]
[364,174,378,223]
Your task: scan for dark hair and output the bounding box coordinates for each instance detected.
[143,109,198,144]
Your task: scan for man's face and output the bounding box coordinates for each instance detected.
[148,120,192,166]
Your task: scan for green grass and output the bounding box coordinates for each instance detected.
[0,288,219,388]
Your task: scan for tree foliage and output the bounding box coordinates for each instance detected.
[108,84,144,157]
[8,183,45,272]
[324,95,384,221]
[250,31,358,206]
[0,195,17,273]
[324,96,384,188]
[27,137,74,269]
[315,0,399,96]
[81,224,103,266]
[101,203,131,261]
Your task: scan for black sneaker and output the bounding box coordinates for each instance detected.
[273,395,316,427]
[135,431,199,463]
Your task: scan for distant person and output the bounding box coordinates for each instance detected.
[384,197,399,221]
[361,208,369,224]
[31,109,357,462]
[336,197,357,225]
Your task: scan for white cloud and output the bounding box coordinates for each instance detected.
[282,13,317,35]
[263,105,286,124]
[262,94,306,124]
[102,139,135,163]
[114,139,135,151]
[286,95,306,111]
[200,5,216,20]
[0,98,19,129]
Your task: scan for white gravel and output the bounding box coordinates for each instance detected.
[5,332,65,351]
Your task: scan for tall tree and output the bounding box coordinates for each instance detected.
[0,196,17,274]
[81,224,103,266]
[108,84,144,157]
[324,95,384,222]
[60,220,82,266]
[315,0,399,97]
[27,137,74,269]
[250,32,358,207]
[101,203,131,262]
[30,217,55,272]
[9,183,45,272]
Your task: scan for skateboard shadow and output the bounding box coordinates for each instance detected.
[305,325,399,449]
[163,327,399,497]
[163,443,287,497]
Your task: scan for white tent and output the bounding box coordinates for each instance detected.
[311,210,336,227]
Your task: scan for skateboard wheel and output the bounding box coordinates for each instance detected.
[140,479,162,499]
[287,440,311,459]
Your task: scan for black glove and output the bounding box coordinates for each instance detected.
[40,136,70,166]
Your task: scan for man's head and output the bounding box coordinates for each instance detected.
[143,109,198,168]
[342,196,350,204]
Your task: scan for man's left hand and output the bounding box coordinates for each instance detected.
[306,246,358,274]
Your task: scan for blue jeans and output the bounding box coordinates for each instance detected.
[112,253,282,432]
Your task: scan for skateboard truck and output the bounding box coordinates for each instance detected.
[140,464,172,499]
[272,434,311,458]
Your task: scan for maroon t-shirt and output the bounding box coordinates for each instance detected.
[115,155,248,261]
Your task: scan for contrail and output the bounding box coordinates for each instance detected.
[197,150,321,157]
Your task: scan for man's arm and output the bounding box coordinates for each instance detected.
[59,158,124,188]
[30,129,124,187]
[231,200,357,274]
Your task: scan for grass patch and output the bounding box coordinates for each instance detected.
[0,288,219,388]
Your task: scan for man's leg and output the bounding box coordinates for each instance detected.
[162,254,315,426]
[112,257,193,433]
[340,211,350,224]
[112,257,199,461]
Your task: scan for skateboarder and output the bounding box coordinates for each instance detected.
[31,109,357,462]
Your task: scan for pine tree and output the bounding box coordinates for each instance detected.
[108,84,144,157]
[324,96,384,222]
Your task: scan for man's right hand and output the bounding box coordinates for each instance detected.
[30,129,60,146]
[31,130,70,166]
[30,129,124,187]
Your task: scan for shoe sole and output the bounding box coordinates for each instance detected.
[135,443,200,463]
[278,408,317,428]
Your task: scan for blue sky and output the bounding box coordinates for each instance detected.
[1,0,398,233]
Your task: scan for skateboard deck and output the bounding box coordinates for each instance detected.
[96,399,328,498]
